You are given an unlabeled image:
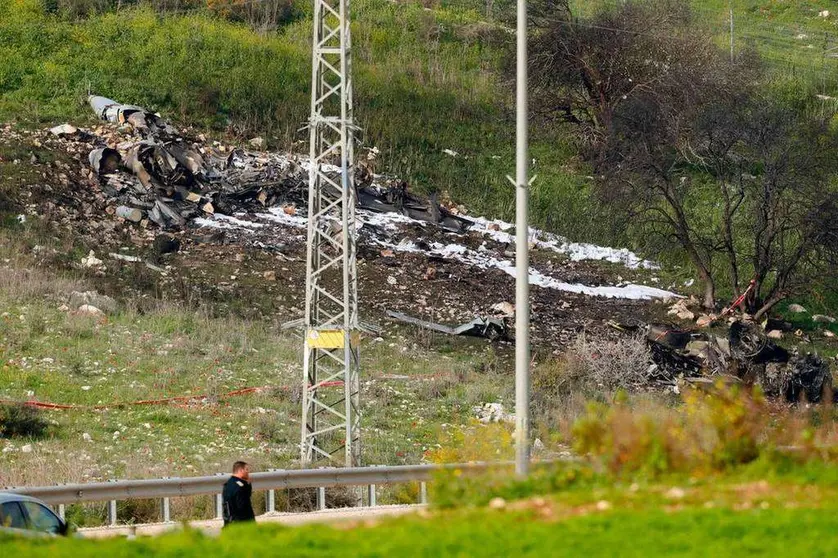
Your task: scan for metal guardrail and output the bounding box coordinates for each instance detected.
[4,462,495,526]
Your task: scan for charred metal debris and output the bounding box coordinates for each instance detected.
[610,319,834,404]
[81,95,470,231]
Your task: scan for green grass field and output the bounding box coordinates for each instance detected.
[5,465,838,555]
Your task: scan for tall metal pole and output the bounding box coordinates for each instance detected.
[300,0,361,468]
[514,0,530,477]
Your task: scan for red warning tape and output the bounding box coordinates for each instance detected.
[0,380,346,411]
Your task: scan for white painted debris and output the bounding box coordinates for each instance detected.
[819,10,830,18]
[116,206,143,222]
[442,149,459,157]
[491,301,515,317]
[109,253,142,263]
[466,216,659,270]
[82,433,92,442]
[49,124,78,137]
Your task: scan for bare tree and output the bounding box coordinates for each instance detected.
[528,0,838,312]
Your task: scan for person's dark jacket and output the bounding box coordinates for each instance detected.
[222,475,255,526]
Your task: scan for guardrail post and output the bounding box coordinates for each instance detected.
[57,504,65,520]
[420,482,428,504]
[367,483,376,507]
[161,497,171,522]
[266,469,276,513]
[215,493,223,520]
[317,486,326,511]
[107,500,117,526]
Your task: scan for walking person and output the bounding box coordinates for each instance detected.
[222,461,255,527]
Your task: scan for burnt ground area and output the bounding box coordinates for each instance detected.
[1,123,672,356]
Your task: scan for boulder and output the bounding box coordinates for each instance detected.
[788,303,807,314]
[812,314,836,324]
[80,250,104,269]
[696,314,715,328]
[76,305,104,317]
[69,291,117,314]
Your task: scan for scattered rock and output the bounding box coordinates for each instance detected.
[813,314,836,324]
[473,402,514,423]
[21,444,33,453]
[596,500,612,511]
[766,330,783,340]
[248,137,265,148]
[387,276,397,286]
[819,10,830,17]
[533,438,545,452]
[665,487,685,499]
[76,304,104,316]
[825,330,835,338]
[82,433,92,442]
[788,304,807,314]
[667,300,695,321]
[81,250,104,268]
[489,497,507,510]
[696,314,716,328]
[69,291,117,314]
[263,270,277,281]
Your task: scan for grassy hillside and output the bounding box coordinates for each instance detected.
[0,0,606,242]
[3,0,838,244]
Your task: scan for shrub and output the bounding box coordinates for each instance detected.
[571,382,769,477]
[0,403,49,439]
[535,334,652,398]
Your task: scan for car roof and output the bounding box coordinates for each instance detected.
[0,492,50,506]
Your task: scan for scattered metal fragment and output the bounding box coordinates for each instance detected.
[386,310,510,340]
[89,147,121,175]
[89,95,175,135]
[49,124,78,137]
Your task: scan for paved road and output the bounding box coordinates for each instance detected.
[79,504,423,539]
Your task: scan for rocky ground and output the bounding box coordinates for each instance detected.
[0,119,679,354]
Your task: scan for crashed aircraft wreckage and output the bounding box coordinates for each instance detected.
[610,320,833,403]
[85,95,471,231]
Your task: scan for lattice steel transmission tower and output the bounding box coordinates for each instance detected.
[300,0,360,468]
